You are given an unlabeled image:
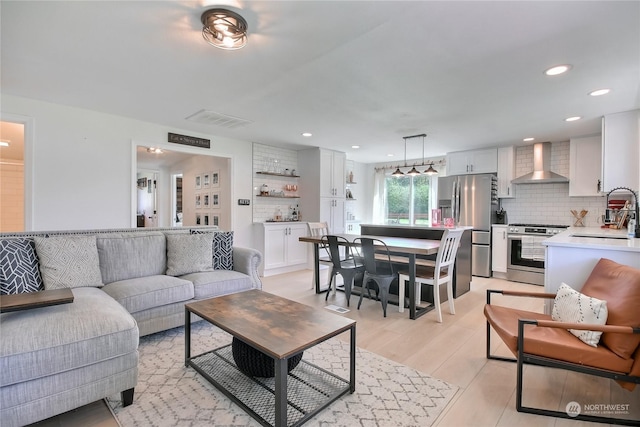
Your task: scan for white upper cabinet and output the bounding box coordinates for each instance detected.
[569,135,602,197]
[601,110,639,192]
[447,148,497,175]
[497,146,515,198]
[320,149,346,198]
[298,148,347,233]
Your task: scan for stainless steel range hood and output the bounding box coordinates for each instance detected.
[511,142,569,184]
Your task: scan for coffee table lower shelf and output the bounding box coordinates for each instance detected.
[187,344,351,427]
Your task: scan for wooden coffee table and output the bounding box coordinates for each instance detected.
[184,290,356,427]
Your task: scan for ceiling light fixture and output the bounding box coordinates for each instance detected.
[351,145,360,149]
[301,132,312,137]
[589,89,611,96]
[545,64,572,76]
[565,116,582,122]
[201,8,248,50]
[147,147,164,154]
[523,137,535,142]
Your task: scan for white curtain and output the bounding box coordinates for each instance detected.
[372,169,387,224]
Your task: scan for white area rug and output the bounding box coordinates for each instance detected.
[109,322,457,427]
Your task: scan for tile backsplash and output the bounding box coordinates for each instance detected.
[252,143,300,223]
[500,141,606,227]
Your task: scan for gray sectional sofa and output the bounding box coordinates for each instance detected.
[0,226,262,427]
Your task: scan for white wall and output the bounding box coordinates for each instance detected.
[1,95,256,247]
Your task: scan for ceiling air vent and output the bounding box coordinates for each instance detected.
[185,109,253,129]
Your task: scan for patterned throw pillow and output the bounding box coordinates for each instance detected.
[0,239,44,295]
[213,231,233,270]
[190,230,234,270]
[552,283,608,347]
[34,235,103,289]
[166,233,214,276]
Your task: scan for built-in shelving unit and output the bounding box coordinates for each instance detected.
[256,171,300,178]
[256,195,300,199]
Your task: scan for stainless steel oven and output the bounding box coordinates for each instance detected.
[506,224,567,285]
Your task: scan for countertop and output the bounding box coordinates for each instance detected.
[360,223,473,231]
[543,226,640,252]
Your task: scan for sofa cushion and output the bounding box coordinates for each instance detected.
[166,233,214,276]
[180,270,253,300]
[0,238,44,295]
[101,275,194,314]
[580,258,640,359]
[0,287,138,387]
[97,232,166,283]
[191,230,234,270]
[34,235,103,289]
[552,283,608,347]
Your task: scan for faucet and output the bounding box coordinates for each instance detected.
[607,187,639,237]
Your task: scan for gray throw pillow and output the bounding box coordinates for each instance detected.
[34,235,103,289]
[166,233,214,276]
[191,230,234,270]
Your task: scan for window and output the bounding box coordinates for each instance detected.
[384,174,435,225]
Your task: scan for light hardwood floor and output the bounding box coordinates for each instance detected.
[32,269,639,426]
[263,269,640,427]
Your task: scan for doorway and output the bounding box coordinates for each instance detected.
[0,121,25,232]
[133,143,232,229]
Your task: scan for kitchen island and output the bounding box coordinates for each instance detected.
[543,226,639,312]
[359,224,472,302]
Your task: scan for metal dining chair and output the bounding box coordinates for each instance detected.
[398,228,463,322]
[321,235,364,307]
[353,237,397,317]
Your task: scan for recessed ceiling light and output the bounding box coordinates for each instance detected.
[589,89,610,96]
[565,116,582,122]
[301,132,312,137]
[545,64,572,76]
[523,137,535,142]
[351,145,360,149]
[387,154,394,157]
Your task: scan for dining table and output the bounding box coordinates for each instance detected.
[298,234,441,320]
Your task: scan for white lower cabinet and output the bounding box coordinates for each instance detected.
[492,225,508,276]
[320,197,345,234]
[259,222,308,276]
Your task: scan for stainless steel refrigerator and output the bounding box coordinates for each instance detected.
[438,173,498,277]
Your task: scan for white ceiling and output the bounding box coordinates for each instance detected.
[1,1,638,164]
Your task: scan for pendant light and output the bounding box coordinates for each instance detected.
[421,134,438,175]
[424,163,438,175]
[392,137,408,177]
[407,134,421,176]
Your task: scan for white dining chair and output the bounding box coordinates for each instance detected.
[307,222,332,290]
[398,228,464,322]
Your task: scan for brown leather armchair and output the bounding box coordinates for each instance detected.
[484,258,640,425]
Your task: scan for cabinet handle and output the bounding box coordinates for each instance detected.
[597,179,601,192]
[503,230,506,239]
[507,187,510,196]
